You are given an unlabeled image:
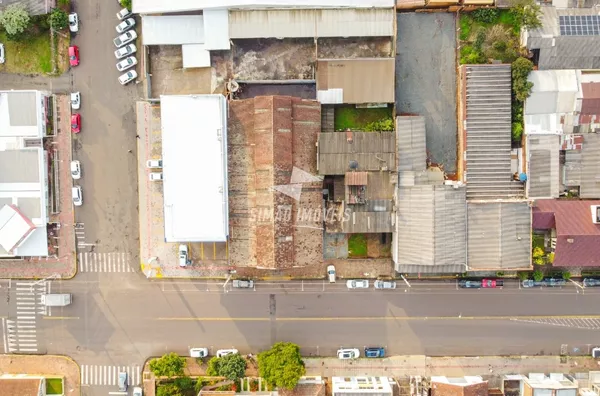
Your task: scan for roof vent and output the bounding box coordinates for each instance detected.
[349,160,358,170]
[567,238,574,243]
[592,205,600,225]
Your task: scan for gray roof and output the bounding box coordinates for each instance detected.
[0,151,41,183]
[318,132,395,175]
[526,134,560,199]
[464,65,524,199]
[395,184,468,273]
[396,116,426,172]
[7,92,38,127]
[467,201,532,270]
[563,133,600,198]
[0,0,54,15]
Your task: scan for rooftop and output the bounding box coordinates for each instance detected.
[332,377,394,395]
[563,133,600,199]
[526,134,560,199]
[532,199,600,267]
[160,95,229,242]
[316,58,395,104]
[0,377,43,396]
[431,376,488,396]
[0,0,54,16]
[0,91,46,138]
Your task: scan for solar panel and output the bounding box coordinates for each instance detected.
[559,15,600,36]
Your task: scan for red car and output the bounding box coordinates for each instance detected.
[71,114,81,133]
[69,45,79,66]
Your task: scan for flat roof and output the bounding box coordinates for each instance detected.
[0,90,46,138]
[141,16,205,45]
[161,95,229,242]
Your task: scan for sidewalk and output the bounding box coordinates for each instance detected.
[0,354,80,395]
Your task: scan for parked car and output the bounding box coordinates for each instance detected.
[337,348,359,360]
[0,43,5,64]
[149,172,163,181]
[233,279,254,289]
[118,371,128,392]
[133,387,143,396]
[117,7,132,20]
[189,347,209,358]
[70,160,81,180]
[216,349,238,358]
[116,17,136,33]
[72,186,83,206]
[71,114,81,133]
[327,265,336,283]
[68,13,79,33]
[146,159,162,169]
[522,278,566,288]
[374,280,396,289]
[70,92,81,110]
[458,279,503,289]
[178,244,189,267]
[114,44,136,59]
[346,280,369,289]
[364,347,385,358]
[118,70,137,85]
[69,45,80,66]
[113,30,137,48]
[116,56,137,72]
[583,278,600,287]
[593,347,600,358]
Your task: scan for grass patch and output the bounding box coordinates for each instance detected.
[46,378,63,395]
[459,15,473,41]
[532,234,545,250]
[334,106,393,131]
[348,234,368,258]
[0,31,53,74]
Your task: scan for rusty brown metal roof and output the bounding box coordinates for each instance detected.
[345,172,368,186]
[318,132,395,175]
[0,378,43,396]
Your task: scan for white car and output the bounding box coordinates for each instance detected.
[118,70,137,85]
[149,171,163,181]
[346,280,369,289]
[70,92,80,110]
[68,13,79,33]
[72,186,82,206]
[117,7,132,20]
[70,160,81,180]
[133,387,143,396]
[190,347,209,358]
[114,44,136,59]
[178,244,189,267]
[116,17,135,33]
[593,347,600,358]
[337,348,360,360]
[146,159,162,168]
[327,265,336,283]
[0,43,5,64]
[113,30,137,48]
[216,349,238,358]
[116,56,137,72]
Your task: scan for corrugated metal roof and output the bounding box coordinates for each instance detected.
[396,0,426,9]
[203,10,230,50]
[318,132,395,175]
[182,45,211,68]
[467,202,531,270]
[526,134,560,199]
[464,65,524,200]
[396,116,427,172]
[579,133,600,199]
[0,0,54,16]
[229,8,394,39]
[525,70,578,115]
[345,172,368,185]
[316,58,394,104]
[142,16,205,45]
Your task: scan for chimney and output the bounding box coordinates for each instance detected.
[346,129,353,143]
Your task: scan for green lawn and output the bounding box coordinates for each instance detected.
[0,31,53,74]
[348,234,368,258]
[334,106,393,131]
[46,378,63,395]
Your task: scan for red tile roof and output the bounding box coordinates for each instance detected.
[533,200,600,267]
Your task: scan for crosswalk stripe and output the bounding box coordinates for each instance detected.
[78,252,133,273]
[79,365,142,386]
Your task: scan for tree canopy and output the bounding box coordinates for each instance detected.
[149,353,186,378]
[206,354,247,381]
[48,8,68,31]
[0,3,30,37]
[258,342,306,390]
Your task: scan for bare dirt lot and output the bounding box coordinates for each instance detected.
[149,45,212,97]
[317,37,393,59]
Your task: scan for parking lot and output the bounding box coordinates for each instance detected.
[396,13,458,174]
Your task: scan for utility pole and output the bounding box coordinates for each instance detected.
[569,278,584,293]
[223,270,236,293]
[400,274,411,288]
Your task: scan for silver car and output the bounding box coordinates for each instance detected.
[0,43,5,64]
[346,280,369,289]
[118,371,127,392]
[114,44,136,59]
[113,30,137,48]
[116,17,136,33]
[374,280,396,289]
[118,70,137,85]
[116,56,137,72]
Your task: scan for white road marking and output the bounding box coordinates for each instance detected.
[80,365,141,386]
[78,252,134,273]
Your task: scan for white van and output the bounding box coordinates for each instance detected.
[41,293,72,307]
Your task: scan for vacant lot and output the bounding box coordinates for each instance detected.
[396,13,458,173]
[149,45,212,97]
[334,106,393,131]
[0,32,52,74]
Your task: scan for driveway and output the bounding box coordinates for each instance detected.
[69,0,142,270]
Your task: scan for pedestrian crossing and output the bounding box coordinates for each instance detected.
[80,365,141,386]
[4,281,48,353]
[78,252,134,273]
[511,317,600,330]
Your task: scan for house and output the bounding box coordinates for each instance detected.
[431,376,488,396]
[522,373,577,396]
[331,377,394,396]
[523,6,600,70]
[279,377,326,396]
[0,0,54,16]
[0,375,46,396]
[227,96,323,269]
[160,95,229,242]
[0,90,51,257]
[532,199,600,267]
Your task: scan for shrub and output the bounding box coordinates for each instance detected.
[533,269,544,282]
[0,3,30,37]
[511,122,523,143]
[459,15,472,41]
[548,252,555,264]
[460,45,485,64]
[496,271,505,277]
[509,0,542,30]
[562,271,571,280]
[512,57,534,102]
[532,247,544,258]
[48,8,68,30]
[206,357,220,376]
[518,271,529,281]
[474,30,486,51]
[149,353,186,378]
[120,0,133,9]
[472,8,500,24]
[58,0,70,7]
[364,118,394,132]
[174,376,194,391]
[157,383,183,396]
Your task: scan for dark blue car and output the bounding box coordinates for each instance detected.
[364,347,385,358]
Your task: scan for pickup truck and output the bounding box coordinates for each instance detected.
[232,279,254,289]
[458,279,503,288]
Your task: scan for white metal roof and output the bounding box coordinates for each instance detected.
[0,205,35,254]
[160,95,229,242]
[134,0,394,14]
[204,10,230,50]
[141,15,205,45]
[182,45,211,68]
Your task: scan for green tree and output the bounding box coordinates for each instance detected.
[518,271,530,281]
[218,353,247,381]
[149,353,186,378]
[512,122,523,142]
[48,8,68,31]
[509,0,542,30]
[512,57,534,102]
[258,342,306,390]
[471,8,500,24]
[562,271,571,280]
[0,3,30,37]
[157,383,183,396]
[533,269,544,282]
[548,252,555,264]
[174,376,194,391]
[120,0,132,9]
[206,356,220,376]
